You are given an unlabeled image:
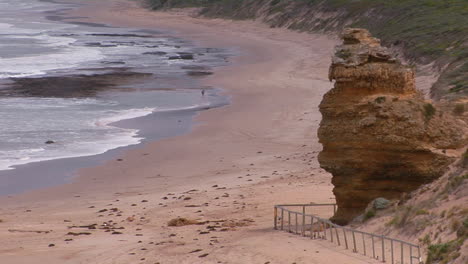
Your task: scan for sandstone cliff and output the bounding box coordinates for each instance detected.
[318,28,467,225]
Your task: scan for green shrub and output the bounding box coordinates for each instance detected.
[364,209,376,221]
[440,210,446,217]
[270,0,281,6]
[442,174,468,194]
[426,237,465,264]
[388,206,414,227]
[415,209,429,216]
[423,103,436,120]
[456,218,468,237]
[427,242,451,263]
[420,234,431,245]
[451,219,461,232]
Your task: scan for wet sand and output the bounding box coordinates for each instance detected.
[0,0,381,263]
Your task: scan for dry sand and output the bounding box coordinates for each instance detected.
[0,0,380,263]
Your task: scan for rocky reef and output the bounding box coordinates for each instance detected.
[318,28,467,225]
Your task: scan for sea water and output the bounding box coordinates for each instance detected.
[0,0,230,172]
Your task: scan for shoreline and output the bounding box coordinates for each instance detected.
[0,1,231,196]
[0,1,381,263]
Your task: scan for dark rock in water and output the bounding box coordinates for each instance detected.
[187,71,213,77]
[193,47,224,54]
[48,244,55,247]
[180,55,194,60]
[85,42,101,47]
[2,71,151,98]
[181,65,210,70]
[101,61,126,65]
[110,41,137,46]
[84,42,118,48]
[87,33,153,38]
[178,53,194,60]
[45,140,55,144]
[143,51,167,56]
[168,53,194,60]
[70,21,111,28]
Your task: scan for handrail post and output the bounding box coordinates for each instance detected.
[352,230,357,253]
[274,207,278,230]
[363,233,367,256]
[401,242,404,264]
[372,235,376,259]
[410,245,413,264]
[343,229,349,249]
[310,216,314,239]
[323,222,327,240]
[302,206,306,236]
[382,235,385,262]
[295,212,298,234]
[281,208,284,230]
[335,226,341,246]
[288,211,291,233]
[391,239,394,264]
[418,246,421,264]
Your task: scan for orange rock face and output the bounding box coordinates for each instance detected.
[318,28,467,225]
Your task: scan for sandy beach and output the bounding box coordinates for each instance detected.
[0,0,380,263]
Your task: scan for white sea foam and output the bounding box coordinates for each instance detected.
[7,34,77,47]
[0,43,105,78]
[95,107,155,127]
[0,105,155,171]
[0,0,100,78]
[155,103,212,113]
[0,22,13,30]
[0,0,226,174]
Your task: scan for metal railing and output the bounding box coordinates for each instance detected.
[274,204,423,264]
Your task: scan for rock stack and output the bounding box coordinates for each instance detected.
[318,28,467,225]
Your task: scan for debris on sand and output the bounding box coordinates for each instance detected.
[221,218,255,228]
[167,217,202,227]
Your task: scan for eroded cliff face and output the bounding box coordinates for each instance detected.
[318,28,467,225]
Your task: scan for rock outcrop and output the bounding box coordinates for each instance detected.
[318,28,467,225]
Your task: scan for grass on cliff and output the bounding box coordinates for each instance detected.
[426,217,467,264]
[144,0,467,61]
[143,0,468,100]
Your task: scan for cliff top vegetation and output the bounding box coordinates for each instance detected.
[144,0,467,101]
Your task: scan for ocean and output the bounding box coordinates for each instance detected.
[0,0,230,192]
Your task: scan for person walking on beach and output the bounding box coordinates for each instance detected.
[201,89,205,96]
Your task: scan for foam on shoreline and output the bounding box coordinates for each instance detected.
[0,106,155,171]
